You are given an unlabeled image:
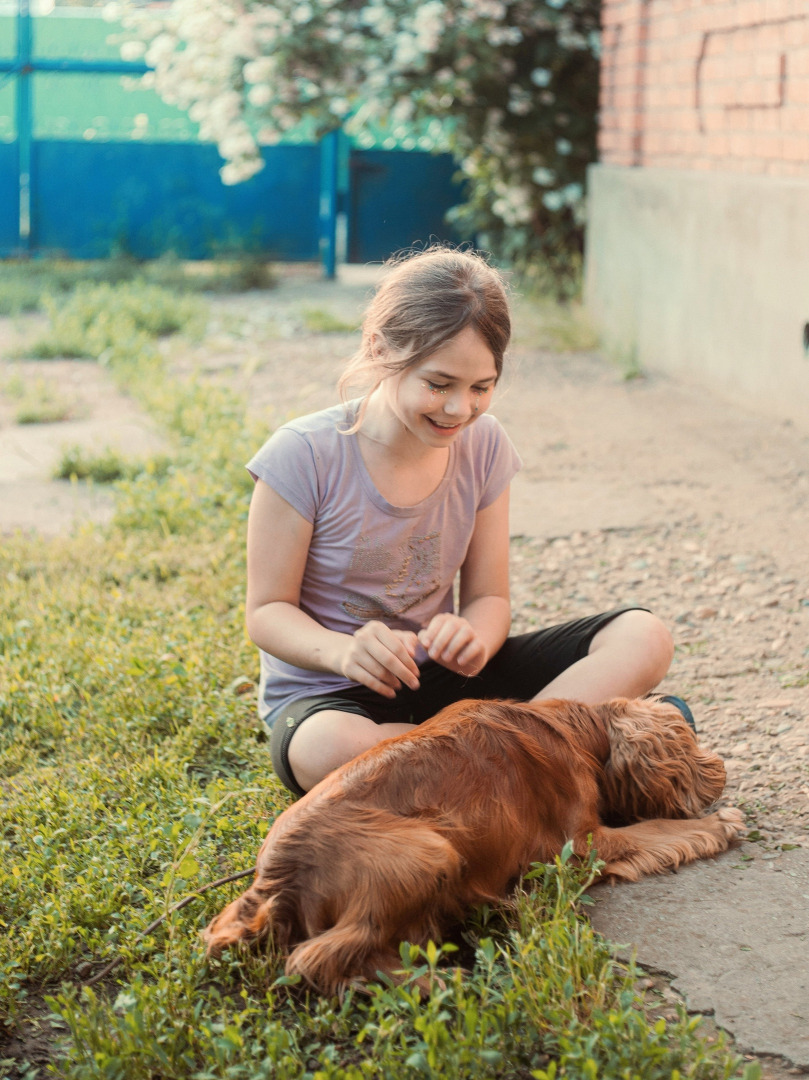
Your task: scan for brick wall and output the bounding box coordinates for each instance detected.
[598,0,809,175]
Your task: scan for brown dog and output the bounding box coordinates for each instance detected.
[203,697,743,995]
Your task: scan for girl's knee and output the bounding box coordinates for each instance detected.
[593,609,674,683]
[287,711,374,789]
[286,712,414,793]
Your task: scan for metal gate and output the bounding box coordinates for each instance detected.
[0,4,465,270]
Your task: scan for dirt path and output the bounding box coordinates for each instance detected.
[1,266,807,848]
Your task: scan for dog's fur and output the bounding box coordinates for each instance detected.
[203,697,743,994]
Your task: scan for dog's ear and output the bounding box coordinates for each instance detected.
[599,699,726,823]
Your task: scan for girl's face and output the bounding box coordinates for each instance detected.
[387,325,498,447]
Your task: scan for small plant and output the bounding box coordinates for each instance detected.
[300,306,360,334]
[3,375,76,424]
[0,280,751,1078]
[0,276,46,316]
[512,291,600,354]
[27,281,206,361]
[615,342,645,382]
[0,256,277,316]
[53,445,170,484]
[14,398,74,424]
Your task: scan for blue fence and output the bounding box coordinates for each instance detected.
[0,4,466,268]
[27,141,323,261]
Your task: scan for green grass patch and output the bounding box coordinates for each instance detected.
[0,278,755,1079]
[53,446,173,485]
[25,281,206,362]
[300,306,360,334]
[3,374,77,424]
[0,255,277,317]
[512,292,600,354]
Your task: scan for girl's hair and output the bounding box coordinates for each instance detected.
[338,246,511,431]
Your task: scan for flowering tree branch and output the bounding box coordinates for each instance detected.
[110,0,600,291]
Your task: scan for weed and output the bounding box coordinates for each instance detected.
[0,277,46,317]
[614,342,645,382]
[14,400,73,425]
[300,306,360,334]
[15,389,75,425]
[25,282,205,361]
[512,292,600,353]
[2,375,77,424]
[0,256,277,317]
[53,446,171,484]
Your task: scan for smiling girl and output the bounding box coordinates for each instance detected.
[245,247,679,797]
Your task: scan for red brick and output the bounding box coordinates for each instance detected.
[781,133,809,161]
[787,49,809,76]
[599,0,808,173]
[784,21,809,49]
[753,131,784,156]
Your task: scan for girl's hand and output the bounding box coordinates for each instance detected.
[418,614,487,677]
[337,621,420,698]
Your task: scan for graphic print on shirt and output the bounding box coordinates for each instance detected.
[343,532,441,620]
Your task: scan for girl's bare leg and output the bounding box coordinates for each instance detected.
[288,711,415,793]
[533,609,674,705]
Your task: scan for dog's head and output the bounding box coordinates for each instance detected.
[596,698,726,824]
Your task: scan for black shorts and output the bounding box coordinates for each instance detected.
[268,607,646,797]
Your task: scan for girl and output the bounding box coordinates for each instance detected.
[246,247,681,798]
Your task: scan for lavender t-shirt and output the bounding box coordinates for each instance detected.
[246,401,522,721]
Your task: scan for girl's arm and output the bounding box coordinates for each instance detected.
[418,486,512,675]
[246,479,420,697]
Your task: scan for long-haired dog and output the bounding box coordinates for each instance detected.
[203,697,743,995]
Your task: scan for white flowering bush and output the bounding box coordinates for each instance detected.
[110,0,599,291]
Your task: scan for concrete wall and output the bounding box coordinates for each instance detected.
[585,164,809,429]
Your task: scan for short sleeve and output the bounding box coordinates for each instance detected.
[476,416,522,510]
[246,427,320,524]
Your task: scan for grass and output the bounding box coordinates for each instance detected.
[511,291,600,354]
[2,374,77,425]
[0,278,760,1079]
[299,306,360,334]
[52,446,173,485]
[25,281,207,362]
[0,254,277,317]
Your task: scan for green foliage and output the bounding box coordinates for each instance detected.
[0,260,127,316]
[120,0,599,291]
[53,446,173,484]
[27,282,206,361]
[54,444,132,484]
[422,0,601,292]
[300,306,361,334]
[2,374,77,425]
[0,255,277,317]
[0,276,47,317]
[38,852,744,1078]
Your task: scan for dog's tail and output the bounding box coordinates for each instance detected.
[202,883,283,957]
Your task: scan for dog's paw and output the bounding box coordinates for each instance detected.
[717,806,745,838]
